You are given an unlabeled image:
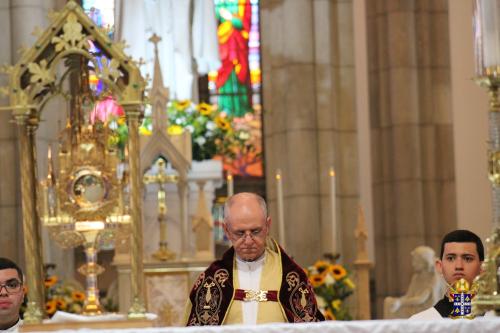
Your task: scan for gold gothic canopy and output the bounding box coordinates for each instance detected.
[0,0,147,323]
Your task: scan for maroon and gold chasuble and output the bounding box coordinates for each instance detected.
[186,240,325,325]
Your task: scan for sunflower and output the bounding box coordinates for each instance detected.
[44,276,58,288]
[167,124,183,135]
[329,264,347,280]
[314,260,330,272]
[309,273,325,288]
[175,100,191,111]
[215,116,230,131]
[324,308,336,320]
[46,300,57,315]
[71,291,85,302]
[198,102,213,116]
[56,299,67,310]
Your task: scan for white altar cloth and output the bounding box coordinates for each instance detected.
[29,317,500,333]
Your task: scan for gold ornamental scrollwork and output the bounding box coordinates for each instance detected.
[27,60,55,85]
[51,13,91,52]
[488,151,500,185]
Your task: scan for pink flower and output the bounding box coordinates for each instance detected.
[90,96,124,123]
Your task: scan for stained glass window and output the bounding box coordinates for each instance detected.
[209,0,263,177]
[82,0,264,177]
[82,0,115,96]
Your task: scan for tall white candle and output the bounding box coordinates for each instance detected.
[276,169,285,247]
[329,167,338,254]
[227,172,234,197]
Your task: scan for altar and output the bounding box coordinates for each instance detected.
[20,318,500,333]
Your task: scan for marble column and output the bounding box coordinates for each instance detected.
[366,0,456,315]
[0,0,58,268]
[314,0,359,265]
[261,0,320,266]
[0,0,18,264]
[261,0,359,265]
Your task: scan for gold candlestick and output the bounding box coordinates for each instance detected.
[143,159,179,261]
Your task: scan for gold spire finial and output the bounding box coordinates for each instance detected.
[148,33,162,55]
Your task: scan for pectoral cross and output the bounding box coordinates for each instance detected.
[298,287,309,309]
[203,281,216,309]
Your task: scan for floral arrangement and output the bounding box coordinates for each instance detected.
[43,267,86,317]
[157,99,253,161]
[90,95,128,159]
[307,258,355,320]
[90,97,254,163]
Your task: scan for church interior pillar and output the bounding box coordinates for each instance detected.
[366,0,456,315]
[261,0,360,266]
[1,0,59,269]
[261,0,321,265]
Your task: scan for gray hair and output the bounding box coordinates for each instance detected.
[223,192,268,224]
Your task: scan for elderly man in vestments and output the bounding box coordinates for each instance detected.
[185,192,325,325]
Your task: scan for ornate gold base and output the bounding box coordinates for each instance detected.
[152,246,176,261]
[82,299,103,316]
[128,296,147,319]
[450,315,475,320]
[473,294,500,316]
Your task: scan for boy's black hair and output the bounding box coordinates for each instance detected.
[0,257,23,282]
[440,229,484,261]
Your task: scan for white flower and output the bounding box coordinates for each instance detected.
[195,136,206,146]
[316,296,326,309]
[206,121,216,131]
[238,131,250,140]
[186,125,194,133]
[308,266,318,275]
[324,273,335,286]
[206,130,214,137]
[175,117,186,125]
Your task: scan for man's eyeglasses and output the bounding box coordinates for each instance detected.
[228,227,265,241]
[0,280,23,294]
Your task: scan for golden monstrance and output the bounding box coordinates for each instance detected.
[0,0,147,323]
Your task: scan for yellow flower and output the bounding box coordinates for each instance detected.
[107,134,120,147]
[329,264,347,280]
[56,299,67,310]
[331,299,342,311]
[45,276,58,288]
[175,100,191,111]
[167,125,184,135]
[198,102,213,116]
[324,308,336,320]
[71,291,85,302]
[46,300,57,315]
[117,116,126,126]
[139,126,152,136]
[344,278,356,290]
[314,260,329,271]
[309,273,325,288]
[215,117,230,130]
